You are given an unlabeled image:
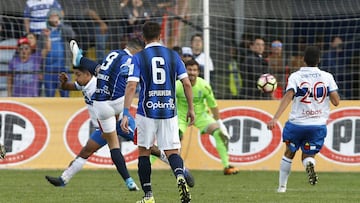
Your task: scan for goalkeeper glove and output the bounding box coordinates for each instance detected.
[217,119,231,140]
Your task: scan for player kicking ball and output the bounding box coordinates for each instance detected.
[267,46,340,193]
[45,40,194,189]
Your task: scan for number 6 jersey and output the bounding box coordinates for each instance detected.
[128,42,188,119]
[286,67,339,125]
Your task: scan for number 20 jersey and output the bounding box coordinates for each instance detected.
[128,43,188,119]
[286,67,338,125]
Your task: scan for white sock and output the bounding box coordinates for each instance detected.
[159,150,170,165]
[61,157,87,184]
[279,156,292,188]
[302,157,316,168]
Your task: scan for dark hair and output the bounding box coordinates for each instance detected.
[191,33,202,42]
[142,21,161,41]
[172,46,182,56]
[184,59,200,69]
[304,46,320,66]
[127,37,145,50]
[73,65,90,73]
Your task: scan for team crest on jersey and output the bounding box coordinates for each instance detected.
[0,101,49,165]
[199,107,282,164]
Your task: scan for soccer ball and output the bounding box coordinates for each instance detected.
[256,73,277,93]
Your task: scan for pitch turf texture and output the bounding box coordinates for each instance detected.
[1,169,359,203]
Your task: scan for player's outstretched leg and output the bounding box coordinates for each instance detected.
[177,176,191,203]
[45,176,66,187]
[306,162,318,185]
[69,40,83,67]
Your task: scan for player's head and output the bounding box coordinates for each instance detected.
[73,66,92,86]
[184,59,200,82]
[126,37,145,55]
[142,21,161,43]
[304,46,320,67]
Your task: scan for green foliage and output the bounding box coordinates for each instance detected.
[0,169,359,203]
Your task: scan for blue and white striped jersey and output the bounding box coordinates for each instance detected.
[128,42,188,119]
[24,0,62,34]
[93,49,132,101]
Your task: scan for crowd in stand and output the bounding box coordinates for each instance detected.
[0,0,359,99]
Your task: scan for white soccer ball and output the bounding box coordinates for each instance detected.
[256,73,277,93]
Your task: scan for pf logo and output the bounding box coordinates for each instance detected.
[64,106,138,166]
[320,107,360,164]
[200,107,282,164]
[0,101,49,165]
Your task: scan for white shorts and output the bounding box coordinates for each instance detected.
[93,97,124,133]
[135,114,181,150]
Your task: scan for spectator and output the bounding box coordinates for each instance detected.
[26,32,44,95]
[321,36,350,99]
[181,46,194,62]
[23,0,63,36]
[240,36,270,99]
[105,0,129,50]
[7,37,41,97]
[122,0,152,40]
[149,0,175,24]
[350,50,360,99]
[289,36,306,73]
[68,0,108,62]
[190,33,214,78]
[172,45,182,56]
[39,8,75,97]
[267,39,286,99]
[228,46,242,98]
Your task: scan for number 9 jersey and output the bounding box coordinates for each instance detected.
[286,67,339,125]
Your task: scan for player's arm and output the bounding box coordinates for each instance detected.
[329,91,340,106]
[181,77,195,125]
[267,89,294,130]
[121,80,137,133]
[59,72,77,90]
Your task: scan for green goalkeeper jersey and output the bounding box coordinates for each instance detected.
[176,77,217,119]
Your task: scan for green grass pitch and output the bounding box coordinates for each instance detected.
[0,169,359,203]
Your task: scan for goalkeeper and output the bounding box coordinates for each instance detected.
[176,59,239,175]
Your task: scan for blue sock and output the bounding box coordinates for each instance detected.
[138,156,152,194]
[80,57,99,75]
[110,148,130,181]
[168,154,184,178]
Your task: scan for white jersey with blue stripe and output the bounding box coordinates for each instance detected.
[75,76,98,127]
[286,67,338,125]
[93,49,132,101]
[128,42,188,119]
[24,0,62,34]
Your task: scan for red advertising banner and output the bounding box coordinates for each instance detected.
[0,98,359,172]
